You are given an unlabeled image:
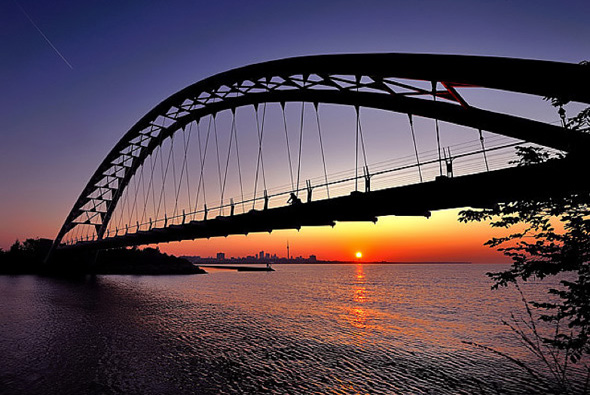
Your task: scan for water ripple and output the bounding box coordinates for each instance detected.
[0,265,583,394]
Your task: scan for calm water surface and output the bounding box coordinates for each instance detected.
[0,264,571,394]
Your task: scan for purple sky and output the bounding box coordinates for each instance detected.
[1,0,588,250]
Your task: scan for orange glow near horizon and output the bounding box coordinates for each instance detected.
[5,206,509,264]
[152,208,509,263]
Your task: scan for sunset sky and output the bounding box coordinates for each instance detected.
[1,0,588,262]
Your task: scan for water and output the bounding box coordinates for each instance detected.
[0,264,578,394]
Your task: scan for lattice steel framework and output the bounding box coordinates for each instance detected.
[54,54,590,248]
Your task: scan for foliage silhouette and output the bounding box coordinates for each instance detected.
[459,105,590,393]
[0,239,205,275]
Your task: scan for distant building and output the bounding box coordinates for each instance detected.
[183,249,319,264]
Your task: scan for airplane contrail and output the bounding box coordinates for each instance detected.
[15,1,74,70]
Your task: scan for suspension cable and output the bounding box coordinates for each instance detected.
[314,103,330,199]
[253,105,262,209]
[116,174,130,231]
[157,139,167,221]
[407,114,423,182]
[296,102,305,197]
[139,159,147,227]
[261,104,267,192]
[133,138,521,224]
[231,90,246,214]
[141,144,159,227]
[183,122,193,214]
[213,114,224,215]
[192,120,203,218]
[232,109,246,214]
[149,129,166,225]
[194,118,211,219]
[173,124,193,220]
[169,135,179,223]
[129,169,142,231]
[220,112,235,212]
[432,81,443,176]
[435,119,443,176]
[478,129,490,172]
[252,103,268,209]
[127,168,137,227]
[355,105,360,191]
[136,166,145,229]
[124,169,133,229]
[282,102,295,192]
[155,135,174,223]
[358,107,369,170]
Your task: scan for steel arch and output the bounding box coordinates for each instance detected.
[53,54,590,249]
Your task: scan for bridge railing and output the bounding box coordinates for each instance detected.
[67,137,546,244]
[65,134,563,245]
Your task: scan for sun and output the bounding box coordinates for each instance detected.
[355,251,362,259]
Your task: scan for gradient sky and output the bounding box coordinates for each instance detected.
[1,0,588,262]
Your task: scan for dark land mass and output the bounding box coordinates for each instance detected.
[0,238,206,276]
[90,247,206,275]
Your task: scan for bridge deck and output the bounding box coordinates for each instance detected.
[60,157,589,251]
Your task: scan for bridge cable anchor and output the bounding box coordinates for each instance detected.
[363,165,371,193]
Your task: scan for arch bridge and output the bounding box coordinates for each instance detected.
[52,54,590,253]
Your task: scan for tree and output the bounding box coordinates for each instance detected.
[0,239,53,274]
[459,106,590,392]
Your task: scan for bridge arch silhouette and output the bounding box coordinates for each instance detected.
[52,54,590,253]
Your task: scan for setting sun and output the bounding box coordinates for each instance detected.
[355,251,362,259]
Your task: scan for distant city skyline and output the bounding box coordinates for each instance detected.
[183,244,318,262]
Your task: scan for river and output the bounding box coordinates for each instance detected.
[0,264,577,394]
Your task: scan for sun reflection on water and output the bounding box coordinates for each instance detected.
[348,264,369,332]
[353,264,367,304]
